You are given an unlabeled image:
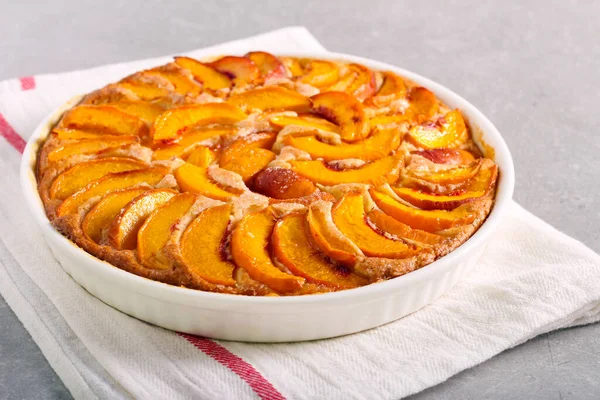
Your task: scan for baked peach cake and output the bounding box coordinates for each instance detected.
[36,52,499,296]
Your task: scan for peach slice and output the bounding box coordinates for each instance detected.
[180,204,236,286]
[369,188,476,232]
[332,192,416,258]
[141,69,201,96]
[137,193,197,269]
[49,158,147,200]
[406,159,482,185]
[56,166,169,217]
[51,128,108,140]
[152,127,230,160]
[82,187,149,243]
[47,136,139,164]
[186,146,218,167]
[220,148,276,182]
[245,51,286,79]
[327,63,376,101]
[231,208,305,293]
[375,71,407,98]
[299,59,340,88]
[174,56,232,90]
[392,187,487,210]
[253,167,316,199]
[466,161,499,193]
[220,132,277,165]
[290,154,403,186]
[117,81,171,100]
[368,114,409,127]
[151,103,246,142]
[408,109,469,149]
[269,114,340,133]
[174,163,238,200]
[367,209,444,246]
[306,201,361,265]
[406,87,439,123]
[412,148,475,165]
[280,57,304,77]
[109,101,165,124]
[108,189,177,250]
[208,56,260,84]
[228,86,311,112]
[273,213,366,289]
[311,91,366,142]
[60,105,146,136]
[284,127,401,162]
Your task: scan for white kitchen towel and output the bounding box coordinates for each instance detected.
[1,27,599,400]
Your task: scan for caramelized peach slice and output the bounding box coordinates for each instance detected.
[406,87,439,123]
[220,132,277,165]
[56,167,168,217]
[306,201,361,265]
[466,161,499,193]
[109,101,164,124]
[412,148,475,165]
[152,103,246,142]
[231,209,304,292]
[269,114,340,133]
[137,193,197,269]
[375,71,407,98]
[208,56,260,84]
[174,56,232,90]
[51,128,108,140]
[299,59,340,88]
[82,187,149,243]
[116,82,171,101]
[245,51,286,79]
[174,163,238,200]
[368,114,409,127]
[253,167,316,199]
[221,148,276,182]
[280,57,303,77]
[392,187,486,210]
[332,193,416,258]
[50,158,147,200]
[60,105,146,136]
[290,154,403,186]
[327,63,376,101]
[311,91,366,142]
[369,189,476,232]
[186,146,218,167]
[152,127,229,160]
[108,189,177,250]
[47,136,139,164]
[285,127,401,162]
[228,86,311,112]
[367,209,444,245]
[180,204,236,286]
[273,214,366,288]
[408,109,469,149]
[407,159,482,185]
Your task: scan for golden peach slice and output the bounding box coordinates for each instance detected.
[137,193,197,269]
[466,161,499,193]
[367,209,444,245]
[208,56,260,84]
[327,63,376,101]
[228,86,311,112]
[231,208,304,293]
[376,71,407,98]
[411,148,475,165]
[332,192,416,258]
[49,158,147,200]
[82,187,149,243]
[174,163,238,200]
[56,166,169,217]
[174,56,232,90]
[180,204,236,286]
[280,57,304,77]
[253,167,316,199]
[406,87,440,123]
[245,51,286,79]
[285,127,401,162]
[406,159,482,185]
[47,135,139,164]
[368,114,409,127]
[117,81,171,100]
[108,189,177,250]
[369,188,476,232]
[141,69,201,96]
[109,101,165,124]
[51,128,107,140]
[186,146,218,167]
[299,59,340,88]
[221,148,276,182]
[408,109,469,149]
[392,187,487,210]
[273,213,366,289]
[269,114,340,133]
[220,132,277,165]
[151,103,246,142]
[152,127,230,160]
[311,91,366,142]
[306,200,361,265]
[290,154,403,186]
[60,105,146,136]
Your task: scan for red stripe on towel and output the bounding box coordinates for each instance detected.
[0,113,26,153]
[179,333,285,400]
[20,76,36,91]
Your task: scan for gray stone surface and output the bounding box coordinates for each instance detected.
[1,0,599,398]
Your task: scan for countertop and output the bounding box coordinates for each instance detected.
[1,0,599,398]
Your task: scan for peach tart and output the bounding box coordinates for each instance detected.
[35,52,499,296]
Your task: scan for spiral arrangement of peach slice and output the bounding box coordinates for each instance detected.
[36,52,499,296]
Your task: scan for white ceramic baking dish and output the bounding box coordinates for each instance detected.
[20,51,515,342]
